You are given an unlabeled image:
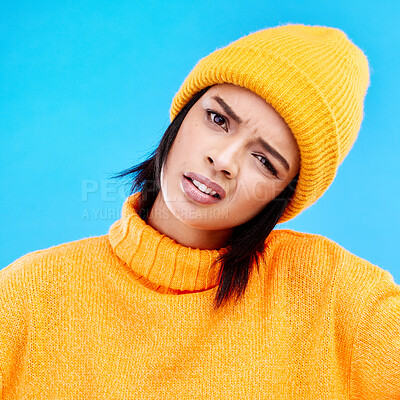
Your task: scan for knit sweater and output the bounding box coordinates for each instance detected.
[1,195,399,399]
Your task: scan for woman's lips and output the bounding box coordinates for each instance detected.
[184,172,226,199]
[181,172,226,205]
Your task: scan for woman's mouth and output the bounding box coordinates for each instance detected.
[181,172,226,205]
[193,179,219,197]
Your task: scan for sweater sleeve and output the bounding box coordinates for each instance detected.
[350,270,400,399]
[0,259,31,397]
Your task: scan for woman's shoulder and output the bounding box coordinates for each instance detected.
[0,235,112,292]
[269,228,373,262]
[267,228,393,287]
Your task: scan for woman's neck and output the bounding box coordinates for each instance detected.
[147,193,232,250]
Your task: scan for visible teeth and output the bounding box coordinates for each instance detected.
[199,183,207,192]
[191,179,217,196]
[192,179,201,188]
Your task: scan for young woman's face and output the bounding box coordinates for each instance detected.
[159,84,300,232]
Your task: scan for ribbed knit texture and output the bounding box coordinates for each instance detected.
[170,25,370,223]
[1,195,399,399]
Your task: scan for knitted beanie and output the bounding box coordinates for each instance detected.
[170,24,370,223]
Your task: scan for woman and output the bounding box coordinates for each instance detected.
[1,24,399,399]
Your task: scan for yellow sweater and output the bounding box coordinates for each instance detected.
[1,195,399,399]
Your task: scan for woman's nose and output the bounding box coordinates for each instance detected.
[206,142,241,178]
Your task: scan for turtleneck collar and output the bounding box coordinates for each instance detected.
[108,194,226,292]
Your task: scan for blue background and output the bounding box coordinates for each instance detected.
[1,1,399,282]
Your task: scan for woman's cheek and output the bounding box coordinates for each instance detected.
[251,180,277,203]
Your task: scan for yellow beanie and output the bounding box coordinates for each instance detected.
[170,24,370,223]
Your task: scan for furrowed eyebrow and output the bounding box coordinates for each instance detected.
[256,137,290,171]
[212,95,243,124]
[211,94,290,171]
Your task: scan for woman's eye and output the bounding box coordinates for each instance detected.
[253,154,278,177]
[207,111,228,131]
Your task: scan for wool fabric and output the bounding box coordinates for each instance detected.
[170,25,370,222]
[1,195,399,399]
